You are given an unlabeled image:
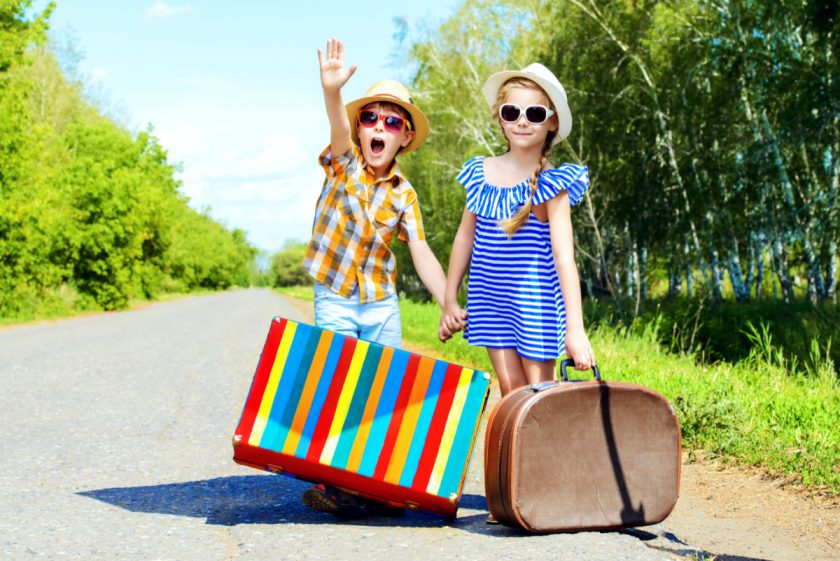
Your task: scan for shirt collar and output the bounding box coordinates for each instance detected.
[360,155,404,187]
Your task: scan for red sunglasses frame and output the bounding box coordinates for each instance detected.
[357,110,412,133]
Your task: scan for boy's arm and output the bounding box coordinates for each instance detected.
[407,239,447,309]
[317,38,357,157]
[546,192,595,371]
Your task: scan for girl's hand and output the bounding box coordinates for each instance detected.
[317,38,357,92]
[442,300,467,334]
[564,329,596,371]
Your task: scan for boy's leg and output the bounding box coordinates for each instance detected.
[358,293,402,348]
[313,282,361,338]
[307,284,402,518]
[307,282,361,517]
[350,292,406,516]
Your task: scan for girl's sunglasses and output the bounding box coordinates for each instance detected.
[499,103,555,124]
[357,110,412,133]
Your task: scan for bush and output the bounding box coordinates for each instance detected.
[270,242,311,287]
[584,297,840,376]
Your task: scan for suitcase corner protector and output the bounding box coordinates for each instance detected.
[232,434,243,448]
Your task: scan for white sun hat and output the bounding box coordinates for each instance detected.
[481,63,573,145]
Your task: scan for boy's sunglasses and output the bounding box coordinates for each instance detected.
[357,110,412,133]
[499,103,555,124]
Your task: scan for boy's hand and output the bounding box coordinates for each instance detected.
[318,37,357,92]
[438,315,453,343]
[441,300,467,342]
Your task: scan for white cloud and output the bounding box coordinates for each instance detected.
[90,67,108,83]
[155,125,210,160]
[209,134,309,181]
[129,75,328,251]
[174,133,323,251]
[144,2,193,19]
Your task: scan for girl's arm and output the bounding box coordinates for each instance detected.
[407,239,447,309]
[442,206,477,334]
[546,193,596,371]
[317,38,357,157]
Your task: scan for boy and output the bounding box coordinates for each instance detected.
[299,38,454,517]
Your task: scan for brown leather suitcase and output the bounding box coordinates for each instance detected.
[484,360,681,532]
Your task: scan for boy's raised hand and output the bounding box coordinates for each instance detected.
[318,38,357,92]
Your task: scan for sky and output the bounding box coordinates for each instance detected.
[36,1,460,254]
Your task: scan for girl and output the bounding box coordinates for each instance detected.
[442,63,596,397]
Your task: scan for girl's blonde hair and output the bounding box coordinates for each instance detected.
[492,78,558,236]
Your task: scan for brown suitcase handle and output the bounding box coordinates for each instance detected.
[559,358,602,382]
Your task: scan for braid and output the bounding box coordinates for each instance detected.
[499,139,554,236]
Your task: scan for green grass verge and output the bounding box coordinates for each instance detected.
[273,285,315,302]
[0,287,219,326]
[276,286,840,494]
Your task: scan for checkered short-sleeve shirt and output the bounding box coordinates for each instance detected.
[302,144,426,302]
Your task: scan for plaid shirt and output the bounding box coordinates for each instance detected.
[302,144,425,303]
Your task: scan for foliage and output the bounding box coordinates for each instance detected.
[0,4,255,318]
[270,241,312,287]
[393,0,838,305]
[584,296,840,375]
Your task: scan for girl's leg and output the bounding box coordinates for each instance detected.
[521,357,556,385]
[486,348,528,397]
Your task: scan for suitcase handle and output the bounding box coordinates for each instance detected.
[559,358,602,382]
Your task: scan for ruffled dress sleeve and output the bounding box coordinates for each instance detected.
[533,164,590,207]
[456,157,532,220]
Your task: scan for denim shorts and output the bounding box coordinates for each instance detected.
[313,282,402,348]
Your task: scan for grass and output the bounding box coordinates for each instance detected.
[588,321,839,493]
[276,285,840,495]
[0,286,223,326]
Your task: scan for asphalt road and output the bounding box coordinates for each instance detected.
[1,289,696,560]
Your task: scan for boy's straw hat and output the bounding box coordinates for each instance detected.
[481,63,573,145]
[345,79,429,154]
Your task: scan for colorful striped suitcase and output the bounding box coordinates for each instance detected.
[232,316,491,518]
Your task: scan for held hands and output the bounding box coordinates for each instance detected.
[564,328,596,371]
[438,301,468,343]
[317,38,357,92]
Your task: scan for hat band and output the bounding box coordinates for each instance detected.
[369,92,413,106]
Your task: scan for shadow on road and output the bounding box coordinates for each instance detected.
[79,474,772,558]
[620,528,775,561]
[79,474,494,530]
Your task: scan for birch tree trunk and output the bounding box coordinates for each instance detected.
[567,0,709,290]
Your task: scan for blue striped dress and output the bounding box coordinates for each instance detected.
[457,157,589,361]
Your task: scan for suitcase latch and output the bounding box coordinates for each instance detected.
[527,381,558,392]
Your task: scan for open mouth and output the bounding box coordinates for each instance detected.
[370,137,385,155]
